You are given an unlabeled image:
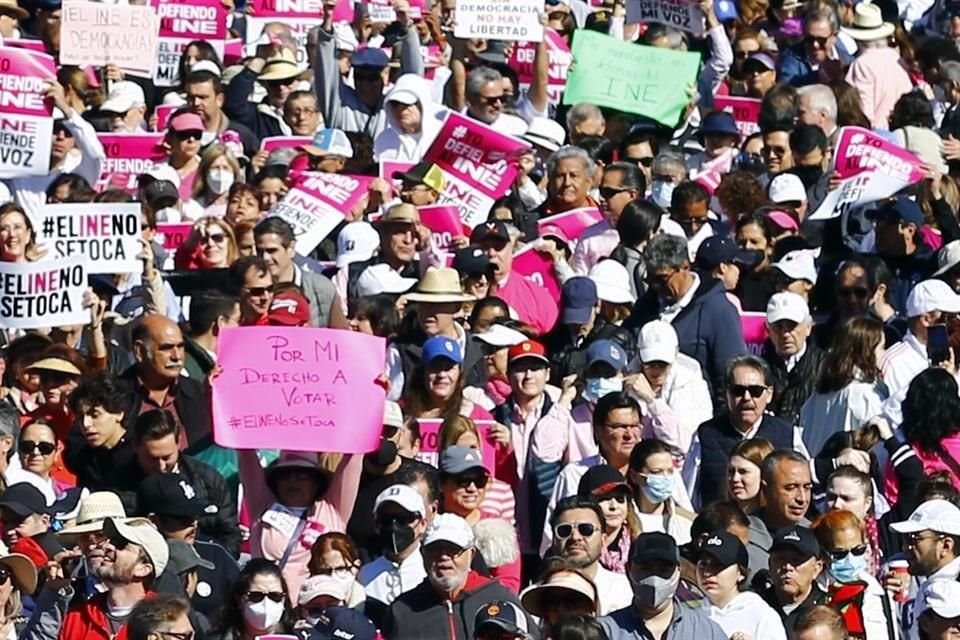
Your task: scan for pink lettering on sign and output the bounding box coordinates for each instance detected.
[415,419,497,476]
[537,207,604,243]
[714,96,761,139]
[512,244,561,303]
[211,327,386,453]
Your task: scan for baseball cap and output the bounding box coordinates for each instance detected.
[373,484,425,517]
[765,209,801,232]
[439,445,487,475]
[770,525,820,559]
[422,336,463,366]
[919,579,960,619]
[695,235,761,270]
[336,222,379,268]
[355,264,417,298]
[167,111,204,133]
[0,484,48,518]
[630,532,680,566]
[906,279,960,318]
[522,117,566,153]
[100,81,146,114]
[766,291,810,324]
[934,240,960,277]
[586,339,628,371]
[473,324,528,349]
[772,249,818,284]
[393,162,446,193]
[891,499,960,536]
[453,247,495,278]
[351,47,390,69]
[384,401,404,429]
[577,464,630,498]
[422,513,475,549]
[589,260,636,305]
[143,180,179,210]
[507,340,549,366]
[309,607,377,640]
[103,517,169,575]
[470,220,510,245]
[700,111,739,139]
[699,529,749,568]
[637,320,679,364]
[268,289,311,327]
[139,163,182,190]
[474,601,529,636]
[301,128,354,158]
[166,539,214,575]
[560,277,599,325]
[137,473,209,519]
[299,574,349,605]
[191,60,221,76]
[868,196,924,227]
[768,173,808,204]
[744,51,776,71]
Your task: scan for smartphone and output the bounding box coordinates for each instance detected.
[928,323,951,364]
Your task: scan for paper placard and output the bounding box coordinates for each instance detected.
[415,418,497,475]
[0,256,88,329]
[626,0,705,34]
[154,0,226,87]
[508,28,571,108]
[714,96,762,139]
[454,0,544,42]
[96,133,167,192]
[0,46,55,179]
[60,1,160,75]
[36,203,143,274]
[512,243,560,303]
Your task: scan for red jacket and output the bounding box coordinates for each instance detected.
[59,592,153,640]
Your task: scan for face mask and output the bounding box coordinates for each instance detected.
[632,571,679,610]
[829,551,867,584]
[207,169,235,195]
[791,165,823,189]
[650,181,675,209]
[242,598,285,632]
[378,520,417,556]
[641,473,675,504]
[155,207,181,223]
[583,377,623,403]
[372,439,398,468]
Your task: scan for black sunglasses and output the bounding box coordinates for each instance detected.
[451,473,489,489]
[480,95,504,106]
[625,156,654,168]
[108,535,130,550]
[729,384,767,398]
[377,512,419,528]
[804,34,830,47]
[173,130,203,142]
[838,286,869,299]
[244,285,275,296]
[825,545,868,561]
[555,522,599,539]
[599,186,629,200]
[19,440,56,456]
[246,591,285,604]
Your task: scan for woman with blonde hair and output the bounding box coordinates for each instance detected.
[0,553,37,639]
[189,144,244,216]
[576,464,640,575]
[175,216,238,270]
[438,415,515,524]
[725,438,774,515]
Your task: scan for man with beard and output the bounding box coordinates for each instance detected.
[381,513,531,640]
[51,492,128,602]
[758,525,827,638]
[549,496,631,615]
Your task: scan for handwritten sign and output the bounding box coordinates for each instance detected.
[626,0,704,34]
[247,0,353,70]
[415,419,497,475]
[454,0,544,42]
[0,256,88,329]
[157,223,194,252]
[0,46,55,179]
[260,135,312,152]
[537,207,603,243]
[96,133,167,192]
[154,0,226,87]
[36,203,142,274]
[714,96,761,139]
[808,126,925,220]
[423,112,529,229]
[268,172,374,257]
[512,243,561,303]
[60,1,160,76]
[563,29,700,126]
[211,327,386,453]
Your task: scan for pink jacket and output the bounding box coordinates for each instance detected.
[494,272,559,335]
[846,47,914,129]
[571,219,619,276]
[884,432,960,505]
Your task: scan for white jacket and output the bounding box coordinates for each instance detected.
[374,73,447,163]
[703,591,787,640]
[799,376,887,457]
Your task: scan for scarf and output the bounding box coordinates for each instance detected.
[600,526,631,575]
[485,377,512,407]
[826,582,868,638]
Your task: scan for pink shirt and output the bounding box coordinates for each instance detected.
[846,47,914,129]
[494,272,559,335]
[571,219,620,276]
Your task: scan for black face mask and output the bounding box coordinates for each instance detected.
[378,520,416,556]
[791,165,823,190]
[373,439,398,468]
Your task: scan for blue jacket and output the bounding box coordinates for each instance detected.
[777,40,855,87]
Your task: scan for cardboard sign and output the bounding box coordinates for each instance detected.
[509,29,571,108]
[454,0,544,42]
[537,207,603,243]
[419,204,468,254]
[0,256,88,329]
[415,418,497,475]
[512,243,560,303]
[808,126,925,220]
[36,203,143,274]
[0,46,55,179]
[211,327,386,453]
[154,0,226,87]
[423,112,530,229]
[563,29,701,126]
[60,1,160,76]
[268,172,374,257]
[96,133,167,192]
[260,136,312,152]
[741,312,767,356]
[157,223,194,252]
[714,96,761,139]
[626,0,705,34]
[246,0,353,70]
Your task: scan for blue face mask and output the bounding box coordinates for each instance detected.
[641,473,675,504]
[583,377,623,403]
[829,551,867,584]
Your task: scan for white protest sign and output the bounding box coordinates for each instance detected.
[60,1,160,76]
[626,0,704,34]
[0,256,88,329]
[454,0,544,42]
[0,46,55,179]
[36,203,143,274]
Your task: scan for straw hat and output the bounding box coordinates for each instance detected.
[841,3,894,41]
[58,491,127,536]
[26,357,81,376]
[405,267,476,304]
[0,554,37,594]
[0,0,28,19]
[258,49,301,82]
[520,570,599,616]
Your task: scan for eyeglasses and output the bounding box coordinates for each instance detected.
[763,145,788,157]
[201,233,226,245]
[19,440,56,456]
[625,156,654,168]
[173,130,203,142]
[159,633,194,640]
[645,270,677,287]
[243,285,275,297]
[451,473,489,489]
[246,591,285,604]
[480,95,504,106]
[287,107,317,118]
[838,286,869,299]
[905,532,945,547]
[804,34,831,47]
[555,522,599,539]
[825,545,868,561]
[314,566,353,579]
[729,384,768,398]
[599,186,629,201]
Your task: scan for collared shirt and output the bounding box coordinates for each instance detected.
[359,548,427,607]
[785,342,807,373]
[660,273,700,324]
[599,600,728,640]
[136,377,188,449]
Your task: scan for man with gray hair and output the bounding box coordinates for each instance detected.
[464,66,527,136]
[763,292,825,426]
[797,84,839,140]
[567,103,605,144]
[649,150,687,212]
[778,4,853,87]
[940,59,960,137]
[538,146,597,216]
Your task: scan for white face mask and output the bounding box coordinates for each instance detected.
[651,180,675,209]
[207,168,235,195]
[242,598,285,632]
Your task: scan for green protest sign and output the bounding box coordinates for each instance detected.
[563,29,701,126]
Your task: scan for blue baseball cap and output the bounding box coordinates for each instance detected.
[715,0,739,21]
[474,601,530,636]
[586,339,628,371]
[700,111,740,140]
[867,196,924,227]
[560,277,598,325]
[351,48,390,69]
[309,607,376,640]
[695,235,762,270]
[421,336,463,366]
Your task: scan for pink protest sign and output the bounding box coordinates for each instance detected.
[512,244,561,303]
[2,39,47,52]
[537,207,603,243]
[415,419,497,476]
[741,312,767,356]
[247,0,352,68]
[420,204,468,254]
[809,126,925,220]
[212,327,386,453]
[0,46,55,178]
[154,104,177,132]
[380,159,415,190]
[508,29,571,107]
[260,136,312,152]
[96,133,167,192]
[423,112,530,229]
[714,96,761,139]
[223,38,243,66]
[154,0,226,87]
[157,223,194,251]
[269,172,374,257]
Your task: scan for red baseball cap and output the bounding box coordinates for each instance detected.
[507,341,548,365]
[268,290,311,327]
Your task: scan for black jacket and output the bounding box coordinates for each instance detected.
[757,581,828,639]
[63,432,135,492]
[762,340,826,426]
[545,318,637,387]
[191,538,240,618]
[223,68,288,141]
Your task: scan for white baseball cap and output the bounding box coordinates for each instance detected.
[373,484,425,517]
[919,579,960,619]
[906,280,960,318]
[191,60,221,76]
[298,574,349,606]
[103,517,169,576]
[772,249,818,284]
[356,263,417,297]
[934,240,960,277]
[141,163,182,190]
[766,292,810,325]
[336,222,380,268]
[767,173,807,204]
[100,81,146,114]
[588,260,636,305]
[422,513,475,549]
[637,320,678,364]
[473,324,528,348]
[891,499,960,536]
[383,401,404,429]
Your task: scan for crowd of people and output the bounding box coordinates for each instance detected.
[7,0,960,638]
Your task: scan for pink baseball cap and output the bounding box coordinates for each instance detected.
[765,209,800,232]
[167,111,204,133]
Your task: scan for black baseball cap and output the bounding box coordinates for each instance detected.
[473,600,529,636]
[167,539,214,575]
[698,529,749,568]
[695,235,762,271]
[577,464,630,498]
[470,220,511,245]
[452,247,495,278]
[142,180,179,210]
[137,474,209,519]
[630,532,680,566]
[0,483,49,518]
[771,525,820,559]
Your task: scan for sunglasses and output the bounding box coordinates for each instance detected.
[555,522,599,539]
[377,512,419,528]
[480,95,504,106]
[451,473,489,489]
[244,285,275,296]
[600,493,628,504]
[734,49,759,59]
[804,34,830,47]
[599,186,629,200]
[0,567,9,587]
[267,78,297,87]
[201,233,226,245]
[19,440,56,456]
[173,130,203,142]
[314,565,354,578]
[159,633,194,640]
[838,286,869,299]
[729,384,767,398]
[625,156,654,168]
[246,591,285,604]
[825,545,868,561]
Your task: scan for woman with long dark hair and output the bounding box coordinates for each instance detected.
[213,559,297,640]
